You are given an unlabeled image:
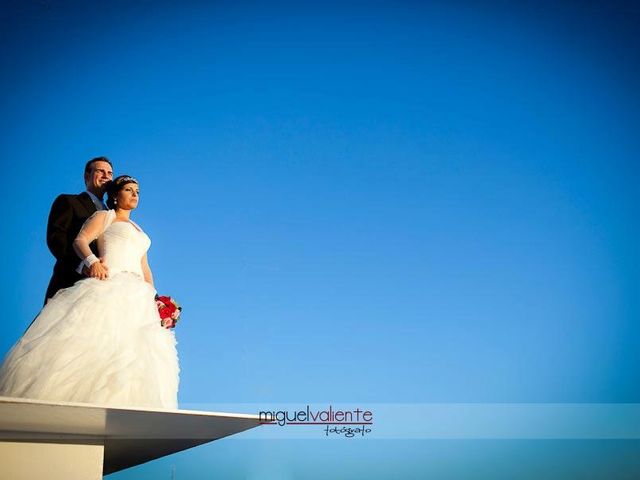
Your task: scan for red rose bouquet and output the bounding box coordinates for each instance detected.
[155,294,182,329]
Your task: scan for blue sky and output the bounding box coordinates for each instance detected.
[1,1,639,478]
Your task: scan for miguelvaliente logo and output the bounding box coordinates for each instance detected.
[258,405,373,437]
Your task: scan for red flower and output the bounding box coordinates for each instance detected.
[155,294,182,329]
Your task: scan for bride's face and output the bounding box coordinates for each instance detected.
[116,182,140,210]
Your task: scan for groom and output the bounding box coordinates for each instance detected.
[44,157,114,303]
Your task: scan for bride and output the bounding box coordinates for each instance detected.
[0,175,179,409]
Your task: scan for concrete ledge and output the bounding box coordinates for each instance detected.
[0,396,262,476]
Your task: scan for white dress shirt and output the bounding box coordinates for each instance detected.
[86,190,106,211]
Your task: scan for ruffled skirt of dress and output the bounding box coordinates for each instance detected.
[0,272,179,409]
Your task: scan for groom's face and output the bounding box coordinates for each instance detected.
[85,160,113,195]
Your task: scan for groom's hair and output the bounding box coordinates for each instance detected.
[84,156,113,174]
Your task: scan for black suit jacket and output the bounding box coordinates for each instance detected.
[44,192,100,302]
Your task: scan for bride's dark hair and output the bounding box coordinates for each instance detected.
[106,175,139,209]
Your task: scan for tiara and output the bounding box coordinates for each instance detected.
[116,176,138,185]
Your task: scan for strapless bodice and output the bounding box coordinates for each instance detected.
[98,220,151,277]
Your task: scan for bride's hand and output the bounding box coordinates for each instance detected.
[89,259,109,280]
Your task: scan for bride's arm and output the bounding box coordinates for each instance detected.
[141,253,154,287]
[73,211,109,280]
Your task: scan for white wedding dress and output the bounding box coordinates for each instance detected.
[0,210,179,409]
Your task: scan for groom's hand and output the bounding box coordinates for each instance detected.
[89,259,109,280]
